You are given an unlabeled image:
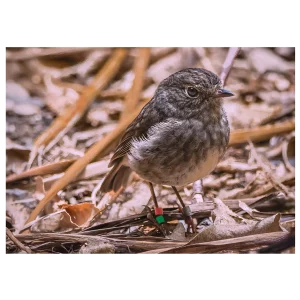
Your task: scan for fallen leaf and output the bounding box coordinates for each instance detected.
[248,48,294,74]
[61,203,100,227]
[30,203,100,233]
[238,200,260,219]
[31,209,81,233]
[212,198,247,225]
[167,222,187,241]
[187,198,286,245]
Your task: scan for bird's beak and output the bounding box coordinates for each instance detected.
[215,88,234,98]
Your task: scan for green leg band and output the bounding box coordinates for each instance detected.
[156,215,165,224]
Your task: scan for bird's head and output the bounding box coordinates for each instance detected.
[156,68,234,112]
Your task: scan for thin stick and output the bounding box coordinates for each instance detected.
[248,140,290,196]
[219,47,241,85]
[6,159,76,183]
[148,182,159,208]
[6,47,97,61]
[7,120,294,184]
[28,48,127,167]
[172,186,186,208]
[121,48,151,121]
[25,101,146,224]
[6,228,33,253]
[229,120,295,145]
[193,47,241,199]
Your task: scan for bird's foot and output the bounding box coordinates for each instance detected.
[178,204,196,233]
[185,216,196,233]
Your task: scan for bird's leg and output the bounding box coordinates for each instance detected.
[172,186,196,233]
[148,182,159,208]
[172,186,186,208]
[148,182,165,226]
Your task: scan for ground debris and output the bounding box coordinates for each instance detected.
[6,47,295,254]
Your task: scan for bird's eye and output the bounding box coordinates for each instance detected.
[186,86,199,98]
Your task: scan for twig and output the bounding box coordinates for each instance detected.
[7,120,294,185]
[6,159,76,183]
[6,47,97,61]
[223,172,295,200]
[235,192,284,214]
[248,140,290,196]
[6,228,33,253]
[258,229,295,253]
[219,47,241,85]
[25,101,147,224]
[193,47,241,198]
[223,193,287,211]
[24,49,153,223]
[27,48,127,167]
[146,232,288,254]
[121,48,151,120]
[229,120,295,145]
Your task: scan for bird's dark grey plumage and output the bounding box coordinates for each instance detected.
[100,68,232,193]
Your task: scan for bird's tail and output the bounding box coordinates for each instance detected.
[100,164,133,193]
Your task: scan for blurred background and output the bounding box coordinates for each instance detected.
[6,47,295,252]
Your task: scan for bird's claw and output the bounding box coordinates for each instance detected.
[185,216,196,233]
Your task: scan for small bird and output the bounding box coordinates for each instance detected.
[100,68,233,231]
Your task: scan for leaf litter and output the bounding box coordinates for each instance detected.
[6,47,295,253]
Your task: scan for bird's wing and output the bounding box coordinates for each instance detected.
[108,101,159,167]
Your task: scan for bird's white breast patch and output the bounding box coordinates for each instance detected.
[179,150,221,185]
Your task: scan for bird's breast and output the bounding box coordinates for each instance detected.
[127,117,228,186]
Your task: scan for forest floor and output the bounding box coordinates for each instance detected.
[6,47,295,253]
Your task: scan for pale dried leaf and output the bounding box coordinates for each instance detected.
[30,210,77,233]
[189,214,285,244]
[248,48,294,74]
[212,198,247,225]
[30,203,100,233]
[238,201,260,219]
[167,222,187,241]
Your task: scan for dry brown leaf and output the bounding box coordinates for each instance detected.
[184,198,285,245]
[30,203,100,233]
[60,203,100,227]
